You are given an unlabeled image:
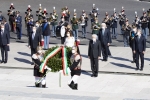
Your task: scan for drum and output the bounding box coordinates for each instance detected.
[60,26,66,37]
[56,25,61,37]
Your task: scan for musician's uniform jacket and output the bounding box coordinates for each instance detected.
[148,17,150,29]
[102,18,111,29]
[140,16,148,29]
[119,14,126,26]
[79,16,89,27]
[32,54,47,77]
[111,17,118,28]
[70,54,81,76]
[121,24,132,36]
[8,13,15,24]
[71,18,79,30]
[51,14,58,26]
[92,22,100,34]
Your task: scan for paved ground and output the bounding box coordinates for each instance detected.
[0,0,150,99]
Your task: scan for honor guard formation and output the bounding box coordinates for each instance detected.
[0,3,149,90]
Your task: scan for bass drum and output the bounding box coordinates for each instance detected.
[60,26,66,37]
[56,25,61,37]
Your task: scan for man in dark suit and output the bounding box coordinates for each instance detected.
[0,24,10,63]
[133,29,146,71]
[29,26,41,65]
[15,11,22,40]
[98,23,111,61]
[88,34,101,77]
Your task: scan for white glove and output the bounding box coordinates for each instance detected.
[45,65,51,71]
[67,67,71,73]
[32,54,38,59]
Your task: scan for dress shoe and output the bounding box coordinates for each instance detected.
[4,61,7,64]
[35,83,40,87]
[102,59,105,61]
[140,68,143,71]
[42,84,46,88]
[68,81,74,89]
[135,68,139,71]
[72,84,78,90]
[94,75,98,77]
[131,61,135,63]
[0,61,4,63]
[91,74,95,77]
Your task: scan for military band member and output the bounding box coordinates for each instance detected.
[121,19,132,47]
[134,11,140,29]
[8,3,15,32]
[25,5,33,29]
[79,10,89,38]
[92,18,100,35]
[129,26,137,63]
[61,6,70,22]
[111,8,119,39]
[70,10,79,40]
[140,9,149,39]
[51,7,58,37]
[36,4,43,21]
[68,46,82,90]
[89,4,99,24]
[102,12,112,30]
[119,7,126,35]
[42,8,48,19]
[15,11,22,40]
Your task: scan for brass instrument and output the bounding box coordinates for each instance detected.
[71,17,79,24]
[122,24,131,31]
[103,17,109,23]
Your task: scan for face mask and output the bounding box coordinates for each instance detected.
[72,50,75,54]
[33,29,36,32]
[36,24,39,27]
[67,34,70,37]
[94,13,97,16]
[74,16,76,18]
[1,28,4,30]
[92,38,96,42]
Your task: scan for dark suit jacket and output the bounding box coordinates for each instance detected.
[5,22,10,32]
[0,29,10,46]
[29,31,41,49]
[98,28,111,45]
[88,40,101,58]
[133,35,146,52]
[42,22,51,36]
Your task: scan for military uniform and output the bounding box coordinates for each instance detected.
[121,20,132,47]
[140,11,149,39]
[92,21,100,35]
[51,7,58,37]
[71,12,79,40]
[15,11,22,40]
[8,3,15,32]
[119,7,126,35]
[68,52,82,90]
[32,51,50,88]
[79,10,89,38]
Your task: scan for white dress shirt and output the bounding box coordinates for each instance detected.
[64,37,75,47]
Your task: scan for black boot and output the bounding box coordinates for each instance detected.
[68,81,74,89]
[72,84,78,90]
[35,83,40,87]
[42,84,46,88]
